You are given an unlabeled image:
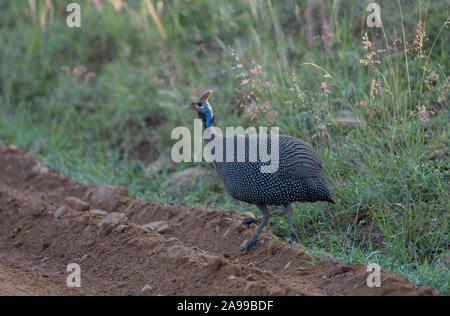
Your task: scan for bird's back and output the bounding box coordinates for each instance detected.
[210,134,333,206]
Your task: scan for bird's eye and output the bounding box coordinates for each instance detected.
[197,102,204,108]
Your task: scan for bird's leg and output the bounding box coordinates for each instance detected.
[242,204,270,251]
[284,205,300,244]
[236,216,258,233]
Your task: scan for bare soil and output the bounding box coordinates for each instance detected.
[0,145,439,296]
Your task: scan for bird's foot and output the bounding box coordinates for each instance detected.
[288,230,300,244]
[236,217,258,233]
[240,217,258,226]
[241,238,257,252]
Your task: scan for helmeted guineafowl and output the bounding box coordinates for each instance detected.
[186,90,334,251]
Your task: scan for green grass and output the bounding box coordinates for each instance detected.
[0,0,448,294]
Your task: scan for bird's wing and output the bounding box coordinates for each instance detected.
[275,136,323,180]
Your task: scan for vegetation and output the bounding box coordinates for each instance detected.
[0,0,448,294]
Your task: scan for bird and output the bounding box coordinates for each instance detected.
[186,89,334,251]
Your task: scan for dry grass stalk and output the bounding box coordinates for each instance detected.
[143,0,167,40]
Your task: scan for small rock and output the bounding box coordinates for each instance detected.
[65,197,89,212]
[7,144,18,151]
[218,217,233,225]
[156,224,169,234]
[97,212,128,228]
[143,221,168,231]
[85,183,129,202]
[116,224,129,233]
[208,257,224,272]
[32,162,49,174]
[238,217,258,229]
[240,239,249,249]
[89,209,108,217]
[54,205,72,219]
[141,285,153,293]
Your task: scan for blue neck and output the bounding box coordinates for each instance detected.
[199,109,213,129]
[204,110,212,129]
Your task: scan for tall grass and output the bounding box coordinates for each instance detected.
[0,0,448,294]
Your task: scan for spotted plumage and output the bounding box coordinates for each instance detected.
[212,134,333,206]
[186,90,334,251]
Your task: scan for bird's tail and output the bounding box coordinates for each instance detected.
[324,185,335,204]
[317,176,335,204]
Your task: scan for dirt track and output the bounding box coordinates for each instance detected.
[0,145,439,296]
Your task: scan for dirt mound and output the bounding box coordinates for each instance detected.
[0,145,438,295]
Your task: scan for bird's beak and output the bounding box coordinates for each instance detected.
[185,103,193,109]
